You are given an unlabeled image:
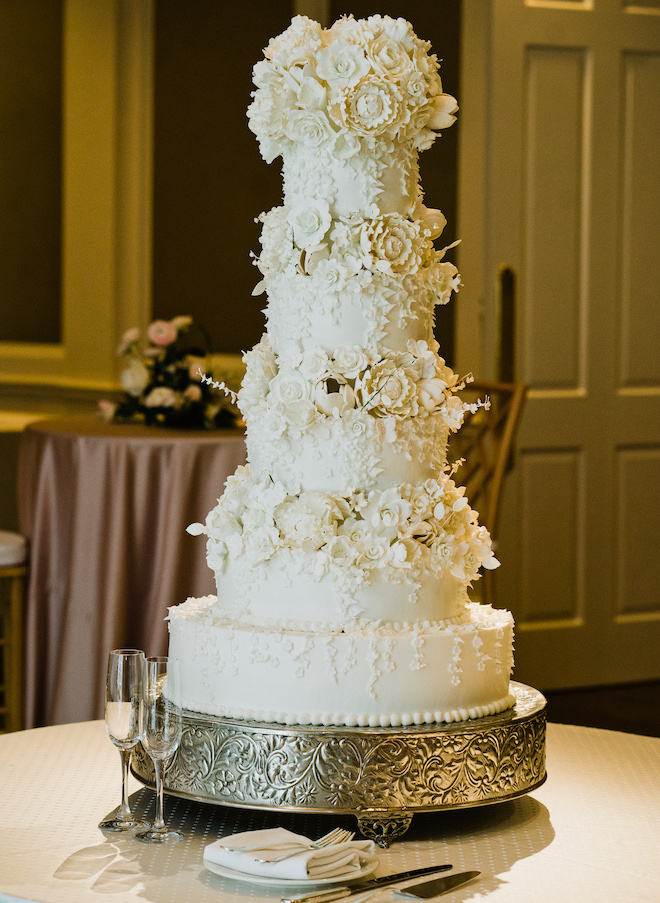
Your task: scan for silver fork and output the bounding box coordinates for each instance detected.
[254,828,355,863]
[219,827,352,855]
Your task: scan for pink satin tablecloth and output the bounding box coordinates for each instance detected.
[18,415,246,728]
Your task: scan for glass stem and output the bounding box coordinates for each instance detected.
[118,747,133,819]
[153,757,166,833]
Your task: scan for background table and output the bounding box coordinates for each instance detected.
[0,720,659,902]
[18,416,246,728]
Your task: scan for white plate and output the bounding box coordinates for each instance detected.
[203,853,379,888]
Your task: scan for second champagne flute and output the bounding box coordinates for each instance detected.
[135,656,183,843]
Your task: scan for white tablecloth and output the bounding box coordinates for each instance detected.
[0,720,658,902]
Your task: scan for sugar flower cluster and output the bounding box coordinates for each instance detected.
[253,204,460,306]
[239,336,472,435]
[189,467,499,584]
[247,14,458,163]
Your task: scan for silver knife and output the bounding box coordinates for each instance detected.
[281,864,452,903]
[396,871,480,898]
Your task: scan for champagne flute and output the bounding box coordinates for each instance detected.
[135,656,183,843]
[99,649,149,832]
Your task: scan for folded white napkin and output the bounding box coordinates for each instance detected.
[203,827,376,881]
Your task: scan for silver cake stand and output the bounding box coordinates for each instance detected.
[131,682,546,847]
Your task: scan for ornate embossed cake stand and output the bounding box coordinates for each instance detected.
[132,682,546,847]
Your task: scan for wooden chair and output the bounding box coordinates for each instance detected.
[447,380,528,607]
[0,531,27,733]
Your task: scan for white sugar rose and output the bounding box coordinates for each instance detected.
[366,36,412,82]
[333,346,370,379]
[338,516,369,544]
[362,487,412,533]
[333,132,361,159]
[300,348,332,381]
[119,359,150,397]
[331,76,407,138]
[316,41,370,88]
[284,399,317,429]
[284,109,334,147]
[426,258,461,305]
[268,368,312,405]
[288,199,332,249]
[357,534,390,568]
[366,15,417,52]
[360,214,424,276]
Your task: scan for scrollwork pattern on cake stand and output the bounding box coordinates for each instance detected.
[132,682,546,846]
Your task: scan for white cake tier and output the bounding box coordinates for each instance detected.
[246,407,449,495]
[214,546,469,625]
[282,134,421,220]
[168,596,515,728]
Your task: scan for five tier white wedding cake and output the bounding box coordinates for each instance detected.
[168,14,516,728]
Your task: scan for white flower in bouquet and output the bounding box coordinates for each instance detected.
[144,386,178,408]
[120,359,150,396]
[264,15,323,68]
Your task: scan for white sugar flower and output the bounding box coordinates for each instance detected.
[418,377,446,413]
[296,76,327,110]
[288,199,332,249]
[313,258,349,292]
[316,41,370,88]
[356,359,419,418]
[360,214,424,276]
[300,348,332,381]
[326,535,357,567]
[264,15,323,68]
[245,526,280,565]
[331,76,407,138]
[260,407,287,439]
[284,109,335,147]
[365,36,412,82]
[268,368,312,405]
[314,381,356,416]
[357,534,390,568]
[338,516,369,544]
[387,539,418,569]
[333,346,371,379]
[284,399,317,430]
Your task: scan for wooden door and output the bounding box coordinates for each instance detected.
[457,0,660,688]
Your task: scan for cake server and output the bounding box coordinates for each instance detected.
[395,871,481,898]
[281,864,452,903]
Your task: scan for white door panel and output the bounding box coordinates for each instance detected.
[458,0,660,688]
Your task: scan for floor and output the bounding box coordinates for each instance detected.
[541,680,660,738]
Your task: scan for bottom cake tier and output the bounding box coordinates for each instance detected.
[167,596,515,727]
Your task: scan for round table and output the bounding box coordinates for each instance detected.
[0,720,658,903]
[18,415,246,728]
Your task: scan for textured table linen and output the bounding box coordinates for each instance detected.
[18,415,246,727]
[0,720,659,903]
